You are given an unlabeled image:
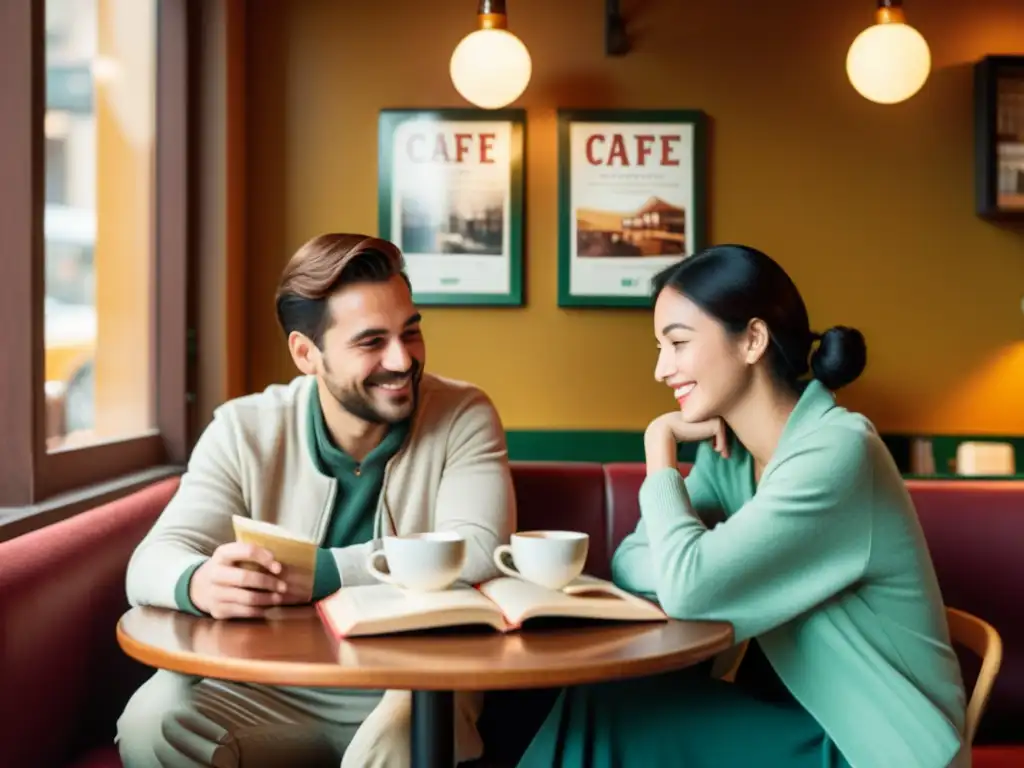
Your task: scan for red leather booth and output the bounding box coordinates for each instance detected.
[0,466,1020,767]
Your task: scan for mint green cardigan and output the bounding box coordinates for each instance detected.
[612,380,968,768]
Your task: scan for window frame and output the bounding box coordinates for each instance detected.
[0,0,194,530]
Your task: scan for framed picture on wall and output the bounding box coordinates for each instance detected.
[557,109,707,308]
[975,55,1024,220]
[378,108,525,306]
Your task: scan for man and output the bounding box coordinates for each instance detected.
[117,234,516,767]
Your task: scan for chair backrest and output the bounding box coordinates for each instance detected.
[700,607,1004,739]
[712,639,748,682]
[947,606,1003,744]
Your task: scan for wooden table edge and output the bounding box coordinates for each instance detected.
[115,617,342,688]
[116,613,735,691]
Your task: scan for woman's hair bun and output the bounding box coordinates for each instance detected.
[810,325,867,390]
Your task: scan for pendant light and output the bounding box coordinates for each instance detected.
[449,0,532,109]
[846,0,931,105]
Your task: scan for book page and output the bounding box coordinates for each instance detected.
[318,583,510,637]
[478,575,666,628]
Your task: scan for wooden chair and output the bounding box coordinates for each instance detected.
[947,606,1003,745]
[711,638,749,682]
[713,607,1003,746]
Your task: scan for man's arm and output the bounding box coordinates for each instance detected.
[431,388,516,585]
[640,428,873,642]
[125,412,247,611]
[611,441,722,597]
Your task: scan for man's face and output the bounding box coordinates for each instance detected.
[317,275,425,424]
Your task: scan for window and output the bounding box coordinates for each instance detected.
[0,0,192,527]
[44,0,157,449]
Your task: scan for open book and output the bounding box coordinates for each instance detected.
[316,574,666,638]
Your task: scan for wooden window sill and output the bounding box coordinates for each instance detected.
[0,464,183,543]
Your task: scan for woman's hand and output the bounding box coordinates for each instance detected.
[647,412,729,453]
[644,412,729,473]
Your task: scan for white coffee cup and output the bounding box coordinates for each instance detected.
[365,531,467,592]
[492,530,589,590]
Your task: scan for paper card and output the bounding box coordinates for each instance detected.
[231,515,318,591]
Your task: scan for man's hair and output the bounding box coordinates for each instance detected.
[275,233,410,348]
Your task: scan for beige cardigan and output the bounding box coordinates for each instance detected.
[126,373,517,609]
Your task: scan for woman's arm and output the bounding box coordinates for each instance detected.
[611,441,723,596]
[640,426,874,642]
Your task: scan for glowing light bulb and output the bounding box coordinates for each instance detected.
[846,3,931,105]
[449,2,531,109]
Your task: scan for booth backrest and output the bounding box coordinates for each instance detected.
[904,480,1024,742]
[510,461,611,579]
[1,463,1021,768]
[0,478,180,768]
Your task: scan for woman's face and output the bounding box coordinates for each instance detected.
[652,287,755,423]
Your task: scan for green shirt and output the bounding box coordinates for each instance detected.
[307,388,409,599]
[173,390,408,613]
[612,380,967,768]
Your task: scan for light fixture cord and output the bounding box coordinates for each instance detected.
[478,0,506,15]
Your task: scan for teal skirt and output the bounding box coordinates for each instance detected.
[515,641,850,768]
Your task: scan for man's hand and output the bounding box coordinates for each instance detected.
[188,542,289,619]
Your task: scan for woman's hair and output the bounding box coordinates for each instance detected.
[651,244,867,391]
[274,233,410,348]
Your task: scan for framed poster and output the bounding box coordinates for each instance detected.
[378,108,525,306]
[557,109,707,308]
[974,55,1024,220]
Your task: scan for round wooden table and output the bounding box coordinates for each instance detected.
[117,606,733,768]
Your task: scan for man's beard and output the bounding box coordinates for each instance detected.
[324,360,421,425]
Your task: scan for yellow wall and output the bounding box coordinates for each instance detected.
[243,0,1024,435]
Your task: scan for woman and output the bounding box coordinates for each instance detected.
[517,245,967,768]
